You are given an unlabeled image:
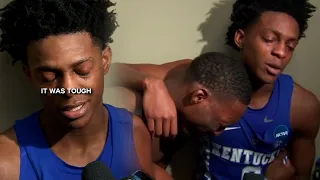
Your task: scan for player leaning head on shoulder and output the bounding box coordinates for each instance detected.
[0,0,155,179]
[104,0,320,179]
[199,0,320,179]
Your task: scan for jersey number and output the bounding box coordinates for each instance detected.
[241,166,262,180]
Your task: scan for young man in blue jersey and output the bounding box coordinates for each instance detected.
[0,0,156,180]
[105,0,320,179]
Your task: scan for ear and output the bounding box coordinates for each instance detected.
[190,89,209,105]
[102,46,112,75]
[234,29,245,49]
[23,65,32,81]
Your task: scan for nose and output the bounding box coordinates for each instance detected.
[271,43,286,59]
[59,74,76,97]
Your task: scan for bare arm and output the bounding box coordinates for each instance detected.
[0,128,20,180]
[105,86,172,160]
[133,115,154,177]
[134,116,172,180]
[105,59,192,90]
[133,114,172,180]
[133,115,173,180]
[289,83,320,179]
[105,59,192,138]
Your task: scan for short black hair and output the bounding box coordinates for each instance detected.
[226,0,316,50]
[0,0,118,65]
[186,52,252,105]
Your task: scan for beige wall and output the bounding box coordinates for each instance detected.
[0,1,43,132]
[109,0,320,175]
[110,0,320,157]
[0,0,319,162]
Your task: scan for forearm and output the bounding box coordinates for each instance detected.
[293,157,313,180]
[105,59,191,90]
[105,63,148,90]
[290,139,315,179]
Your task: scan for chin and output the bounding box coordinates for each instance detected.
[261,77,277,84]
[257,71,279,84]
[58,109,93,129]
[67,117,92,129]
[267,74,281,83]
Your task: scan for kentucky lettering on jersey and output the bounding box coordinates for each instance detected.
[196,74,294,180]
[204,143,280,166]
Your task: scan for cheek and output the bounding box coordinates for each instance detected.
[40,95,60,108]
[89,71,105,98]
[244,38,270,65]
[230,115,242,125]
[282,57,292,67]
[205,109,218,127]
[229,109,246,125]
[182,108,201,124]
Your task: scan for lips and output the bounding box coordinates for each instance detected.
[60,101,88,119]
[60,102,86,111]
[265,64,281,76]
[65,104,83,111]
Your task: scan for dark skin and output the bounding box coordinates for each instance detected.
[106,63,247,179]
[107,61,246,136]
[235,12,320,179]
[104,86,173,180]
[0,32,154,179]
[106,12,320,179]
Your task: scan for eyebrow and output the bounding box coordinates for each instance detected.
[35,57,94,72]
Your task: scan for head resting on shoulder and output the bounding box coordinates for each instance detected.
[178,52,252,135]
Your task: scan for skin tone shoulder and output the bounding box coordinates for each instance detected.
[289,83,320,178]
[104,86,176,180]
[106,11,320,179]
[0,32,154,179]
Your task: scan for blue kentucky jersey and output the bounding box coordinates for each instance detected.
[197,74,294,180]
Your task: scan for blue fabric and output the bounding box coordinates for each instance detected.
[197,74,294,180]
[14,104,139,180]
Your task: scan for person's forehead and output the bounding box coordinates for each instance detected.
[29,32,94,52]
[253,11,299,36]
[27,32,98,67]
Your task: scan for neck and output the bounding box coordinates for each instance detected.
[246,65,275,93]
[164,69,188,114]
[41,102,108,149]
[245,65,275,109]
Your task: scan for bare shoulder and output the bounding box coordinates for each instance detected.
[291,83,320,136]
[104,86,143,115]
[132,115,149,138]
[132,115,154,176]
[292,83,319,109]
[0,127,20,179]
